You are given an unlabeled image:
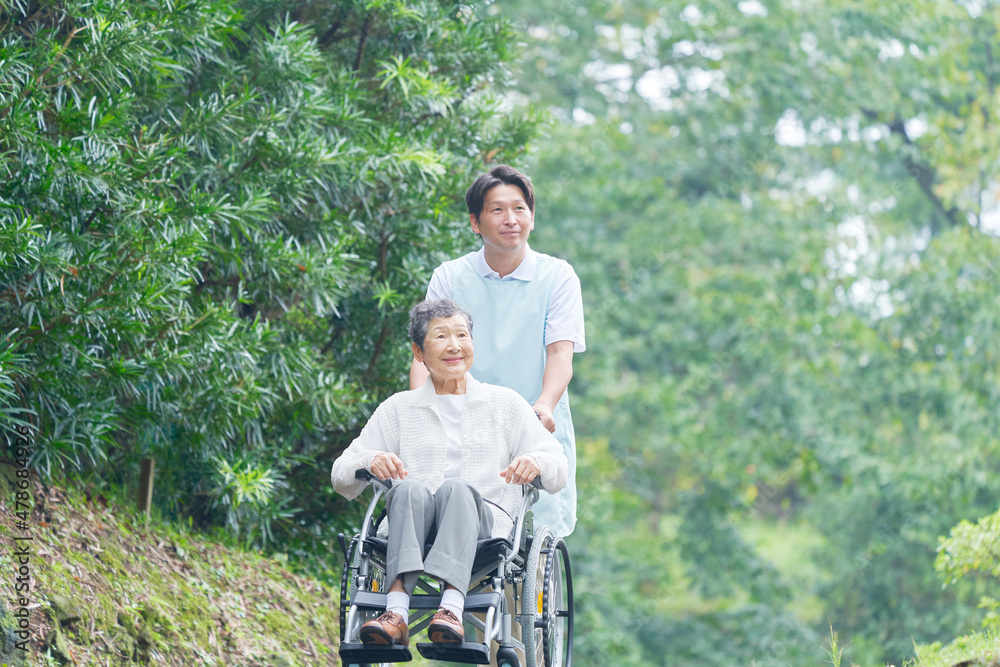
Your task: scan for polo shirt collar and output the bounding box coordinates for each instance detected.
[474,245,536,281]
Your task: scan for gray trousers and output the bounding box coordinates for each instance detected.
[385,478,494,595]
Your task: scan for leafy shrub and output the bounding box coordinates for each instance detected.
[0,0,538,557]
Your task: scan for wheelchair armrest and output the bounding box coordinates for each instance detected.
[355,468,393,491]
[513,477,543,503]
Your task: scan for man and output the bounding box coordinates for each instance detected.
[410,165,585,537]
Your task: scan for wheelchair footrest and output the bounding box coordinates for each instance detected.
[408,591,502,612]
[416,642,491,664]
[339,642,413,663]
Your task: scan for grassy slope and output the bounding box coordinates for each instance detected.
[0,464,341,666]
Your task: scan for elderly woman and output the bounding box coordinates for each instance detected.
[331,298,568,647]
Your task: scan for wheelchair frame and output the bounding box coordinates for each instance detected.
[338,470,573,667]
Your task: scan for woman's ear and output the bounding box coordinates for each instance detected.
[412,342,424,364]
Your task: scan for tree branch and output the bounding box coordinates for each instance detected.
[194,270,268,293]
[364,323,389,379]
[320,321,346,356]
[983,35,995,124]
[0,23,87,121]
[900,153,960,234]
[353,15,371,71]
[318,8,348,49]
[377,230,388,278]
[864,108,962,232]
[35,24,86,83]
[79,207,101,235]
[979,31,995,228]
[24,248,137,344]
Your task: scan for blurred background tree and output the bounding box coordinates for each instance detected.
[497,0,1000,664]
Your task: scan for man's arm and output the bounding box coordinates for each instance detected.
[532,340,574,433]
[409,357,429,390]
[411,265,450,389]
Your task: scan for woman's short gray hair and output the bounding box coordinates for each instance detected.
[408,299,474,351]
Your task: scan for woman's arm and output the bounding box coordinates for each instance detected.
[330,403,400,499]
[509,397,568,493]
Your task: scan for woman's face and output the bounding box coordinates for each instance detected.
[413,314,474,382]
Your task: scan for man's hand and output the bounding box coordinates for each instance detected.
[532,402,556,433]
[500,455,540,485]
[371,452,408,481]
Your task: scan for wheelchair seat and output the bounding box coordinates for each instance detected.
[363,535,514,573]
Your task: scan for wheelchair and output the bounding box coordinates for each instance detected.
[338,469,573,667]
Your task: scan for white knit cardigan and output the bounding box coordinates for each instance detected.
[330,374,568,539]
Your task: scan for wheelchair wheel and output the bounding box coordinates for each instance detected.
[497,645,521,667]
[520,525,572,667]
[341,537,391,667]
[521,525,549,667]
[339,535,359,643]
[541,536,573,667]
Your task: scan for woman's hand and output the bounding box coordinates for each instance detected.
[500,455,540,485]
[371,452,408,481]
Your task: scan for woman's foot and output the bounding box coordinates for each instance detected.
[360,611,409,645]
[428,608,464,643]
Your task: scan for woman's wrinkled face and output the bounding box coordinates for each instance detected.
[413,315,474,382]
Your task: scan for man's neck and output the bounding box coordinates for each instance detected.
[483,246,528,278]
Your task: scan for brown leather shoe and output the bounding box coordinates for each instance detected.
[360,611,409,645]
[428,608,464,643]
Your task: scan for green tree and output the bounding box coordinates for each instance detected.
[0,0,538,560]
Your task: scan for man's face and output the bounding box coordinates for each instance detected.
[470,183,534,254]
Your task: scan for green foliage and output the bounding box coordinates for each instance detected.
[937,507,1000,587]
[210,455,294,547]
[0,0,539,559]
[934,506,1000,656]
[909,629,1000,667]
[824,624,845,667]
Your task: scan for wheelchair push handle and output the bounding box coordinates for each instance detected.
[355,468,393,490]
